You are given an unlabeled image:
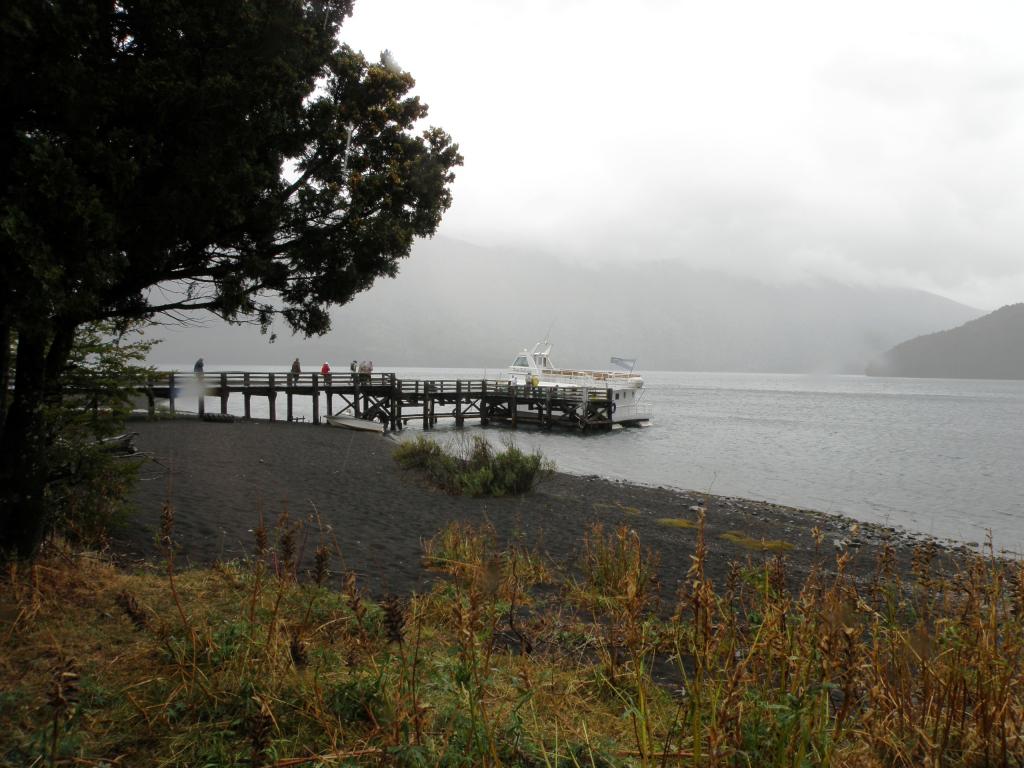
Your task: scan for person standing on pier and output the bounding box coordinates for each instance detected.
[321,361,331,383]
[193,358,204,375]
[289,357,301,385]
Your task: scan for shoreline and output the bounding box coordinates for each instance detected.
[136,411,990,555]
[118,417,983,597]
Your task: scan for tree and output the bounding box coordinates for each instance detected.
[0,0,462,557]
[46,320,157,546]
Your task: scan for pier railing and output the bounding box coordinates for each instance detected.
[391,378,602,401]
[150,371,394,390]
[138,370,629,432]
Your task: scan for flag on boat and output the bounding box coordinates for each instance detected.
[610,356,637,371]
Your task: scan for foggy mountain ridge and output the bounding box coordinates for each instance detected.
[866,303,1024,379]
[151,237,984,373]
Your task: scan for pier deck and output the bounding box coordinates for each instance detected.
[142,371,622,432]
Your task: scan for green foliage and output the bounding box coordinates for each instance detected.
[735,688,835,768]
[45,321,154,545]
[394,435,462,494]
[324,677,384,726]
[50,446,139,546]
[1,1,461,335]
[394,435,553,497]
[0,0,461,557]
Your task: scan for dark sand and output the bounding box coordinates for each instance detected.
[118,418,970,598]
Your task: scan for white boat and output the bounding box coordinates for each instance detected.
[324,414,385,433]
[507,340,652,426]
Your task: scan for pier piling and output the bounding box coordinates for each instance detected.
[268,374,277,421]
[312,374,320,424]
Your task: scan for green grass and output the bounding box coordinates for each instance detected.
[719,530,794,552]
[656,517,697,529]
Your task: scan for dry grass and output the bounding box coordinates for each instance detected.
[593,501,643,516]
[2,517,1022,767]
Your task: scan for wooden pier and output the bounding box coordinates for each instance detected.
[142,371,620,432]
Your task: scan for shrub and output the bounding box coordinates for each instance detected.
[393,435,552,497]
[393,435,444,469]
[31,320,155,548]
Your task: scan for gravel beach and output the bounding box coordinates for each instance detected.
[118,418,972,597]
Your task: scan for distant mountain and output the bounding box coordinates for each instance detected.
[866,303,1024,379]
[149,237,984,373]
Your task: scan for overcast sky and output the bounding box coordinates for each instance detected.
[342,0,1024,310]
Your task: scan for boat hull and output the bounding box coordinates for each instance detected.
[507,340,650,426]
[324,415,385,433]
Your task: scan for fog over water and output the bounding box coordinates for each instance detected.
[340,0,1024,310]
[151,237,982,375]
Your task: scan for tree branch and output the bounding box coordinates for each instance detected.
[281,150,338,200]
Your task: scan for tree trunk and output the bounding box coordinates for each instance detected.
[0,325,55,558]
[0,322,10,430]
[44,321,76,399]
[0,318,81,559]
